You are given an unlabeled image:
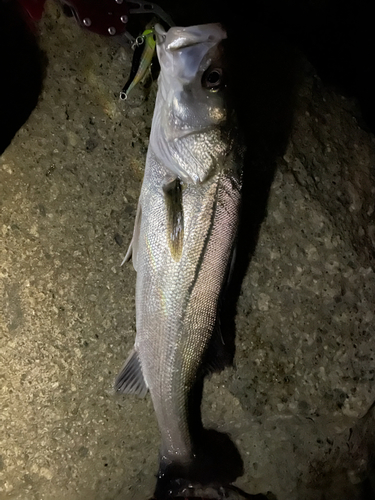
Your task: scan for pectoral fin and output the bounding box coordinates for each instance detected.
[163,178,184,261]
[114,348,148,398]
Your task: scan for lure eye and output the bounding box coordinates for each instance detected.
[202,68,223,92]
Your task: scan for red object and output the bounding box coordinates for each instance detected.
[16,0,47,21]
[14,0,173,40]
[14,0,130,36]
[61,0,130,36]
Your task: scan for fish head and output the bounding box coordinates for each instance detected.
[156,23,227,133]
[151,23,233,184]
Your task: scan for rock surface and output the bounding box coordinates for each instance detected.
[1,4,374,500]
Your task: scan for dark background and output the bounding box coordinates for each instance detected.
[0,0,374,154]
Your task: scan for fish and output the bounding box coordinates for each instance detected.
[115,22,245,498]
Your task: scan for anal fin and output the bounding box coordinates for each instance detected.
[114,348,148,397]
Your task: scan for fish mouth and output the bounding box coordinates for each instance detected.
[155,23,167,45]
[154,23,227,84]
[154,23,226,50]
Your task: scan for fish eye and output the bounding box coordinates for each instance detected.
[202,68,223,92]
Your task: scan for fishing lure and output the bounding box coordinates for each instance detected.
[14,0,173,97]
[120,28,156,100]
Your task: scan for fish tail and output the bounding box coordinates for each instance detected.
[153,477,236,499]
[153,474,271,499]
[152,429,246,499]
[153,461,232,499]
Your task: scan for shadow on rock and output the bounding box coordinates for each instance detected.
[219,21,302,367]
[348,400,375,498]
[298,401,375,500]
[0,2,44,155]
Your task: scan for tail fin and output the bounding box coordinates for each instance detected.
[152,477,272,499]
[152,429,246,499]
[153,477,238,499]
